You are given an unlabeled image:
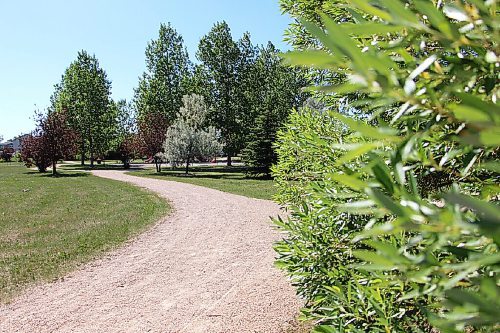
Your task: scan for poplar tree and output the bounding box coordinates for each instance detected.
[58,50,113,167]
[197,21,252,166]
[134,23,191,167]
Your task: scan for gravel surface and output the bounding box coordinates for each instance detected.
[0,170,300,333]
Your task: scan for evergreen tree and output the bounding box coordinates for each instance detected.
[242,43,308,176]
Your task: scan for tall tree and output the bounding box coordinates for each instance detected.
[135,23,191,124]
[242,43,309,176]
[197,21,252,166]
[58,50,113,167]
[134,23,191,168]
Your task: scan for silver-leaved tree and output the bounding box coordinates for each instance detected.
[163,94,220,174]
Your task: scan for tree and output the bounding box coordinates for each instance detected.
[1,147,14,162]
[137,112,169,172]
[274,1,500,332]
[21,110,77,175]
[164,94,220,174]
[21,135,51,172]
[134,23,191,124]
[58,50,113,167]
[242,43,308,176]
[111,99,136,167]
[197,21,250,166]
[133,23,191,172]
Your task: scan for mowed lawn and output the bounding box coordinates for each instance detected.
[0,163,169,303]
[127,166,276,200]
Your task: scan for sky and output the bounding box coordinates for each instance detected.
[0,0,292,141]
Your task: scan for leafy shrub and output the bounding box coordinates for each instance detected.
[1,147,14,162]
[21,135,51,172]
[274,1,499,332]
[21,110,77,174]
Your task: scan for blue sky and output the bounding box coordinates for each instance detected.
[0,0,291,140]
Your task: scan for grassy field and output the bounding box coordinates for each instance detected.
[127,166,276,200]
[0,162,169,303]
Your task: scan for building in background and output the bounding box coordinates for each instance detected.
[0,134,29,152]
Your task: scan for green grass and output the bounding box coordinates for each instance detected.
[0,163,169,303]
[127,166,276,200]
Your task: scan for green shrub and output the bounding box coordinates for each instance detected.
[273,1,499,332]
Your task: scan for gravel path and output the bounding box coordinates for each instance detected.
[0,171,300,333]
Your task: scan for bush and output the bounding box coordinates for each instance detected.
[21,110,77,174]
[274,1,499,332]
[21,135,51,172]
[0,147,14,162]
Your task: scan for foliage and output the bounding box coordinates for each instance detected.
[164,94,220,174]
[116,134,139,169]
[274,1,499,332]
[241,42,309,177]
[21,110,77,175]
[137,112,169,172]
[112,99,138,168]
[197,21,255,166]
[1,147,14,162]
[134,23,191,125]
[56,50,113,166]
[21,135,51,172]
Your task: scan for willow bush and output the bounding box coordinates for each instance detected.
[273,1,499,332]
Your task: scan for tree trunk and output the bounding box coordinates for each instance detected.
[154,157,161,173]
[185,156,190,174]
[89,137,94,168]
[227,154,232,166]
[52,161,57,176]
[80,141,85,166]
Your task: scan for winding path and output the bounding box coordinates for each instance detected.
[0,170,300,332]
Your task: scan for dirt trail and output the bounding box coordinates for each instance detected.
[0,170,300,333]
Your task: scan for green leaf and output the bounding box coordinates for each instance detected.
[479,127,500,146]
[281,50,340,69]
[414,0,459,39]
[353,250,396,267]
[364,239,410,264]
[339,22,404,36]
[319,13,370,77]
[379,0,421,26]
[367,188,409,219]
[329,173,366,191]
[334,143,378,166]
[372,161,395,195]
[329,112,399,141]
[349,0,392,21]
[452,92,500,124]
[480,161,500,173]
[444,192,500,225]
[314,325,337,333]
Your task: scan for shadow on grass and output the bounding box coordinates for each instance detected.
[60,164,143,171]
[42,172,90,178]
[143,167,272,181]
[23,170,90,178]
